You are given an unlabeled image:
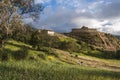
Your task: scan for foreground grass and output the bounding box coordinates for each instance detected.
[0,60,120,80]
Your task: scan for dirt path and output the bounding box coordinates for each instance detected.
[54,49,120,72]
[76,56,120,72]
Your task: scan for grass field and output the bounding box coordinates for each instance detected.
[0,60,120,80]
[0,40,120,80]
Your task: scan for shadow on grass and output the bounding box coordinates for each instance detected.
[0,47,28,61]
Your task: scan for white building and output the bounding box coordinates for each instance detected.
[38,29,55,36]
[47,30,55,36]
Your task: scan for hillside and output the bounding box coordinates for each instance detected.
[24,28,120,59]
[0,40,120,80]
[116,35,120,39]
[0,40,120,71]
[0,1,120,80]
[65,26,120,51]
[0,27,120,80]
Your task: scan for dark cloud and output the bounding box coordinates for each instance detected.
[24,0,120,35]
[94,1,120,19]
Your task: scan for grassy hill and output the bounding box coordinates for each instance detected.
[0,40,120,80]
[65,27,120,51]
[64,27,120,59]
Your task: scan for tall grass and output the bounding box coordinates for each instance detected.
[0,60,119,80]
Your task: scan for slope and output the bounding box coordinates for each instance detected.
[0,40,120,80]
[65,26,120,51]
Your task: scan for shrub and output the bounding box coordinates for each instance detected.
[12,48,28,60]
[37,52,46,60]
[102,51,117,59]
[75,54,78,58]
[30,31,60,49]
[0,48,9,61]
[59,41,81,52]
[1,53,9,61]
[116,50,120,59]
[38,47,59,57]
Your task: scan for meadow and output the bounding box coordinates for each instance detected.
[0,40,120,80]
[0,60,120,80]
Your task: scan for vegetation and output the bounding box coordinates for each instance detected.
[0,1,120,79]
[0,0,43,47]
[30,31,60,49]
[0,39,119,80]
[12,25,35,43]
[0,60,120,80]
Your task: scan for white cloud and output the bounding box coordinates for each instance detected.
[102,19,120,34]
[35,0,51,4]
[25,0,120,35]
[72,18,104,29]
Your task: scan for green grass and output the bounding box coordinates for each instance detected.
[0,40,120,80]
[0,40,48,61]
[0,60,120,80]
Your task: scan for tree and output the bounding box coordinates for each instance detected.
[59,40,81,52]
[30,31,60,50]
[13,0,44,20]
[0,0,43,47]
[12,24,35,43]
[0,0,21,37]
[0,0,24,48]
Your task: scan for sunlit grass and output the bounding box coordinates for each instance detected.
[0,40,120,80]
[0,60,120,80]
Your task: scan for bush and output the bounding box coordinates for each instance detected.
[102,51,117,59]
[0,52,9,61]
[37,52,46,60]
[116,50,120,59]
[12,48,28,60]
[38,47,59,57]
[59,41,81,52]
[0,48,9,61]
[30,31,60,49]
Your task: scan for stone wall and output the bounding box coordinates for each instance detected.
[71,27,97,33]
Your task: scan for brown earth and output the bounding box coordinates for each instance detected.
[53,49,120,72]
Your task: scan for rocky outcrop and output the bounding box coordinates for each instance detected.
[65,26,120,51]
[98,32,116,51]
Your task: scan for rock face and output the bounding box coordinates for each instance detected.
[66,26,120,51]
[98,32,116,51]
[72,26,97,33]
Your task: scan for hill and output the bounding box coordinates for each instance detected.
[65,26,120,51]
[0,40,120,80]
[116,35,120,39]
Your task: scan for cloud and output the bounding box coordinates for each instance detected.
[35,0,51,4]
[33,7,78,32]
[25,0,120,35]
[102,19,120,34]
[72,18,105,29]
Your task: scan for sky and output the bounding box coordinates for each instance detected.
[24,0,120,35]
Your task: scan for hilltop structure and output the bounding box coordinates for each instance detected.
[38,29,55,36]
[71,26,97,33]
[65,26,120,51]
